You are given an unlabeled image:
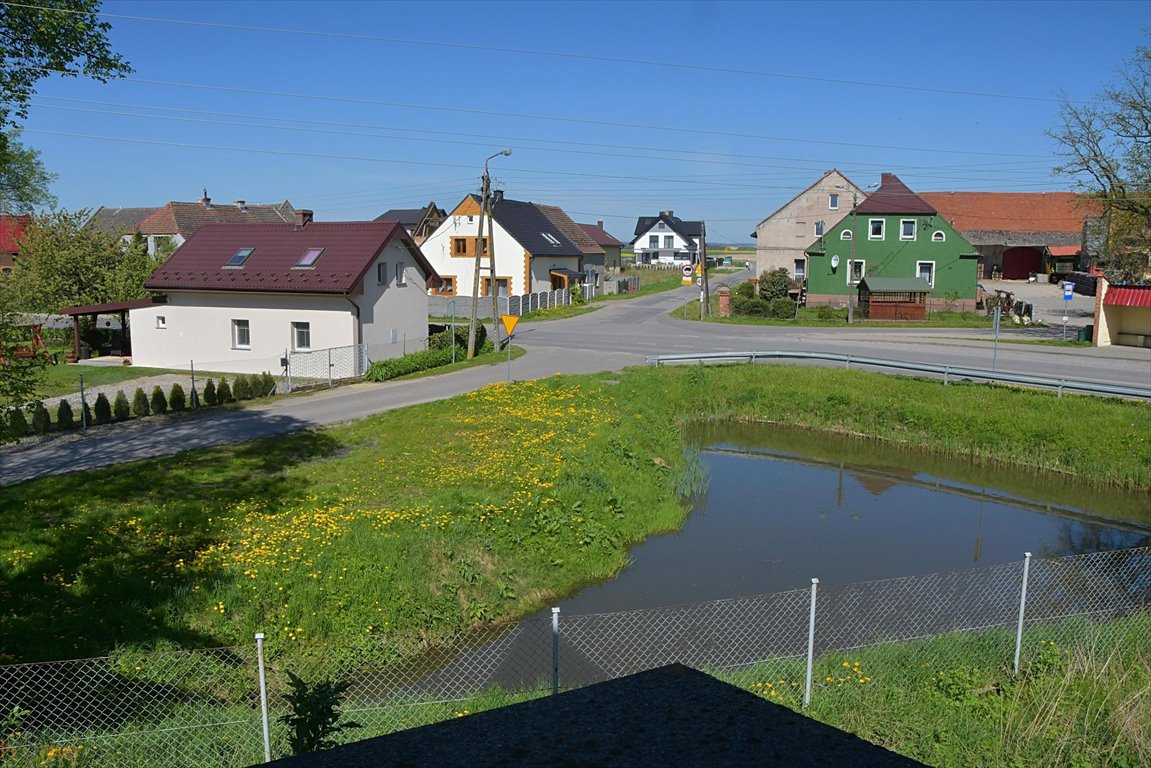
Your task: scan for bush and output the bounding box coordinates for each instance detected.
[365,347,456,382]
[428,327,468,351]
[260,372,278,397]
[7,408,29,438]
[732,295,770,317]
[57,399,75,430]
[29,402,51,434]
[93,393,112,424]
[233,374,252,401]
[817,305,838,321]
[203,379,217,406]
[758,268,791,301]
[216,378,233,403]
[113,390,131,421]
[734,281,756,300]
[132,388,150,418]
[150,386,168,415]
[768,296,796,319]
[169,383,186,411]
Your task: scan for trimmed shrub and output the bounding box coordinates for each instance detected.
[203,379,217,406]
[7,408,29,438]
[30,402,51,434]
[93,393,112,424]
[817,305,838,321]
[732,295,770,317]
[428,327,468,351]
[733,280,756,300]
[150,385,168,415]
[233,374,252,401]
[768,296,796,319]
[259,372,277,397]
[169,383,187,411]
[216,378,233,403]
[57,399,75,431]
[365,347,455,382]
[758,268,791,301]
[113,390,131,421]
[132,388,150,418]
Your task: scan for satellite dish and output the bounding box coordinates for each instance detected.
[831,254,840,269]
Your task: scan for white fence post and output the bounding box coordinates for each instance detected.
[551,607,561,695]
[1013,551,1033,676]
[255,632,272,763]
[804,577,819,708]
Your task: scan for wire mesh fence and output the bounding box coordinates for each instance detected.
[1,547,1147,766]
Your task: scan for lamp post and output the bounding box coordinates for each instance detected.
[467,148,512,359]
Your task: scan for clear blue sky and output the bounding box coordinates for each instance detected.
[17,0,1150,244]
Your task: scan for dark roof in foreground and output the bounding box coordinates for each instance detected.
[261,665,926,768]
[490,197,584,257]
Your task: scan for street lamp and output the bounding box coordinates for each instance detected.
[467,148,512,358]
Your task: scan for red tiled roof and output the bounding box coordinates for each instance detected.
[1103,286,1151,307]
[137,200,296,238]
[1048,245,1081,256]
[918,192,1100,234]
[0,215,31,253]
[145,221,436,295]
[578,222,624,247]
[853,173,936,215]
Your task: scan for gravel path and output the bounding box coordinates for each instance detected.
[39,373,207,413]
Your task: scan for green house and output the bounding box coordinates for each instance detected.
[805,174,980,312]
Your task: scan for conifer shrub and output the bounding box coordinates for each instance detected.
[30,402,51,434]
[203,379,217,406]
[259,372,277,397]
[93,393,112,424]
[190,387,200,408]
[57,400,75,431]
[216,378,233,403]
[150,386,168,415]
[169,383,187,411]
[233,374,252,401]
[7,408,29,438]
[82,401,93,427]
[132,388,150,418]
[113,390,131,421]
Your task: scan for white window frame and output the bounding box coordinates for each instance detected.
[395,262,406,286]
[377,262,387,284]
[648,235,658,249]
[848,259,866,285]
[232,319,250,350]
[793,258,806,280]
[155,315,167,330]
[291,321,311,352]
[840,229,852,240]
[900,219,917,241]
[932,230,946,242]
[869,219,885,240]
[829,193,839,210]
[814,221,825,237]
[663,235,674,248]
[917,261,936,288]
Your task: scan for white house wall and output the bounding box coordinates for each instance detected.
[634,225,696,264]
[357,239,432,356]
[421,215,526,297]
[529,256,582,292]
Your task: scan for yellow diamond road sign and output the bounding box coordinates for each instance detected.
[500,314,519,336]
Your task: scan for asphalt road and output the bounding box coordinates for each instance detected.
[2,274,1148,487]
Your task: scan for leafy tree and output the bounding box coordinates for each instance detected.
[0,1,132,132]
[92,392,111,424]
[56,398,74,430]
[149,385,167,415]
[131,387,149,417]
[0,130,56,214]
[0,308,48,409]
[168,382,186,411]
[1050,44,1151,275]
[758,268,791,301]
[112,389,129,421]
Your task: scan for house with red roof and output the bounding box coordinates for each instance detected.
[918,192,1101,281]
[128,210,438,375]
[579,220,625,270]
[0,214,31,274]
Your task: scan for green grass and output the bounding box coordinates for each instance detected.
[671,300,996,328]
[518,304,598,321]
[35,364,183,399]
[595,268,690,300]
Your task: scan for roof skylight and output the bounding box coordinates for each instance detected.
[541,232,561,246]
[225,247,254,267]
[296,247,324,268]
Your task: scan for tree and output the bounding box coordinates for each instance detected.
[0,308,48,411]
[758,268,791,301]
[1050,44,1151,275]
[0,1,132,133]
[0,131,57,214]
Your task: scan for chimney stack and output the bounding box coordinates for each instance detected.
[200,189,212,208]
[294,209,314,228]
[597,220,604,228]
[492,190,504,204]
[234,200,247,212]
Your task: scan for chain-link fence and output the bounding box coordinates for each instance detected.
[2,547,1147,766]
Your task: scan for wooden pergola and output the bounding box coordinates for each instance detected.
[857,277,932,321]
[59,297,166,361]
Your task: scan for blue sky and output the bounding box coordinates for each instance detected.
[17,0,1150,244]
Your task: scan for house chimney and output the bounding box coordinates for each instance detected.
[294,209,314,228]
[662,210,673,218]
[492,190,504,204]
[597,220,604,228]
[234,200,247,212]
[200,189,211,208]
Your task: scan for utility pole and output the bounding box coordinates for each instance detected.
[848,192,857,324]
[466,149,511,358]
[699,220,710,319]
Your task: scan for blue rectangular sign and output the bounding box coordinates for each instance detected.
[1062,281,1074,300]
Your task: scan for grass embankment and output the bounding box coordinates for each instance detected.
[671,300,996,328]
[595,268,690,301]
[1,365,1148,664]
[35,364,180,399]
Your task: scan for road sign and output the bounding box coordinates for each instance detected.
[500,314,519,337]
[1062,281,1074,300]
[696,276,702,286]
[681,264,693,277]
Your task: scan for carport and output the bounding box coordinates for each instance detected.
[59,297,167,361]
[549,268,585,290]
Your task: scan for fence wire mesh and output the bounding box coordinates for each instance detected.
[1,547,1147,766]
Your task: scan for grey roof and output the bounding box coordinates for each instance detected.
[860,277,933,293]
[84,206,160,235]
[489,196,583,257]
[375,208,425,226]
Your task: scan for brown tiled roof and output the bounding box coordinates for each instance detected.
[0,215,31,253]
[918,192,1100,234]
[578,222,625,248]
[84,207,160,236]
[536,205,605,256]
[853,174,936,215]
[145,221,436,295]
[137,199,296,238]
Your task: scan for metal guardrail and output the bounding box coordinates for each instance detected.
[644,350,1151,400]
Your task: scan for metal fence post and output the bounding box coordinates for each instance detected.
[327,348,333,388]
[1013,552,1032,676]
[255,632,272,763]
[804,578,819,708]
[79,373,88,429]
[944,367,950,386]
[551,607,560,696]
[284,349,292,393]
[190,360,198,407]
[844,356,851,370]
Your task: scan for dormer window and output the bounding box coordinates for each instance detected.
[225,248,254,267]
[295,247,324,268]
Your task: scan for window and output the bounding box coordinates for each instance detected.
[869,219,885,240]
[663,235,674,248]
[452,237,468,255]
[436,276,456,295]
[849,259,865,285]
[658,222,666,229]
[917,261,935,287]
[648,235,659,248]
[377,262,387,284]
[296,247,324,268]
[814,221,825,237]
[796,221,806,237]
[901,219,916,240]
[482,277,510,297]
[156,315,167,329]
[793,258,806,280]
[932,230,946,242]
[395,262,406,285]
[232,319,250,349]
[840,229,852,240]
[291,321,311,351]
[225,247,254,267]
[829,193,839,210]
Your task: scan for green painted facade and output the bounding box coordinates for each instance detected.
[805,213,979,301]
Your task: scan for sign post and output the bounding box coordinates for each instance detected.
[681,263,693,285]
[992,306,1001,371]
[1062,281,1074,342]
[500,314,519,383]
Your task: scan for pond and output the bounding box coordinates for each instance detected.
[554,423,1150,615]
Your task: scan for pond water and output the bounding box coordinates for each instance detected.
[554,423,1150,615]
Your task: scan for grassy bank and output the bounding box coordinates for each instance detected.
[1,365,1148,663]
[671,300,997,328]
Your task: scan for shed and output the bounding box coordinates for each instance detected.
[858,277,932,320]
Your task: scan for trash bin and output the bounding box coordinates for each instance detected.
[1078,325,1093,342]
